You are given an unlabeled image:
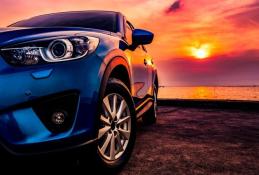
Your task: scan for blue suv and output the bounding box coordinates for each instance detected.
[0,11,158,169]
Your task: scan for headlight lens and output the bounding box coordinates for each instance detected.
[47,39,73,60]
[1,36,99,66]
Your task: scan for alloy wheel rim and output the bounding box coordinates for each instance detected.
[98,93,131,161]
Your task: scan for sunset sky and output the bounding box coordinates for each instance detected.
[1,0,259,86]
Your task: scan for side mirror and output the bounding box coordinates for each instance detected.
[132,29,154,46]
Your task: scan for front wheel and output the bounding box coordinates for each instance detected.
[96,78,136,170]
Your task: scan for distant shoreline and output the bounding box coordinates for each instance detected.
[159,85,259,88]
[158,99,259,110]
[158,86,259,101]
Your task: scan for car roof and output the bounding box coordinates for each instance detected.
[32,10,123,18]
[10,10,125,34]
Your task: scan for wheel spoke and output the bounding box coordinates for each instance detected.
[116,134,124,152]
[117,99,126,120]
[118,128,130,140]
[100,133,112,154]
[112,94,117,116]
[103,96,113,119]
[100,115,110,126]
[117,116,131,125]
[98,126,110,139]
[110,133,116,160]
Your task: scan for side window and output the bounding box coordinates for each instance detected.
[125,21,134,45]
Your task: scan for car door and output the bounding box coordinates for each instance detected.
[124,21,149,99]
[141,45,154,96]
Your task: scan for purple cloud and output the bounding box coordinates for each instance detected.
[165,0,183,14]
[226,6,259,27]
[157,50,259,86]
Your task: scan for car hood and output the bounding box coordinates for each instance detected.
[0,27,112,48]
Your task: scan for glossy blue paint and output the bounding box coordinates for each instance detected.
[0,51,105,148]
[0,108,51,144]
[0,27,111,47]
[0,41,106,152]
[132,29,154,45]
[31,69,53,79]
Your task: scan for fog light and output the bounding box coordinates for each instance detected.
[51,111,67,125]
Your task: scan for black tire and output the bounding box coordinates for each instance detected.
[142,86,158,125]
[95,78,136,171]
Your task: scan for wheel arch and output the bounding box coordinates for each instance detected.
[93,55,132,138]
[100,56,132,98]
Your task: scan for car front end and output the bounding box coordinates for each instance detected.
[0,27,111,155]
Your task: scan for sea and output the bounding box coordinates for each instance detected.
[158,86,259,101]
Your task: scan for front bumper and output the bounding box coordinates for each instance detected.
[0,53,104,155]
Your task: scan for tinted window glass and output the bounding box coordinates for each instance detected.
[125,22,133,45]
[10,11,118,33]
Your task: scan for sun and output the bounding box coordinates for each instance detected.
[190,44,211,59]
[195,48,209,59]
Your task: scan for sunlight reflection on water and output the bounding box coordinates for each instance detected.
[158,87,259,101]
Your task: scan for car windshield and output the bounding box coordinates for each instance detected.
[9,11,117,33]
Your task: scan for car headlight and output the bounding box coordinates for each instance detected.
[0,36,99,66]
